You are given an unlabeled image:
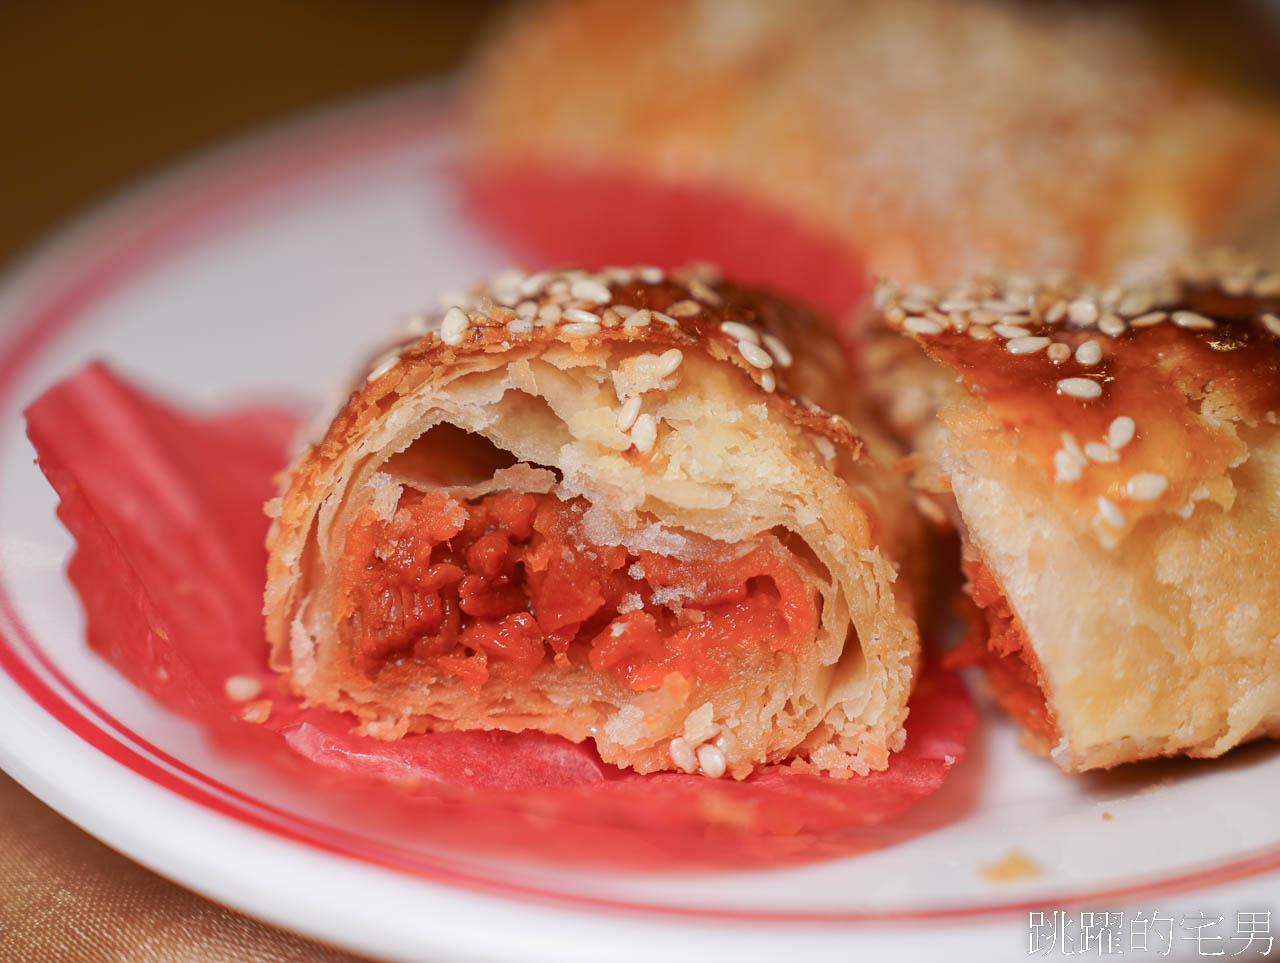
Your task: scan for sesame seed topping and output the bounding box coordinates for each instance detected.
[600,308,621,328]
[631,414,657,454]
[1074,339,1103,366]
[657,348,684,377]
[939,297,978,312]
[760,370,776,392]
[1116,292,1154,317]
[1106,416,1136,450]
[668,737,697,774]
[1067,299,1099,325]
[1261,313,1280,338]
[688,278,722,305]
[616,396,642,432]
[1054,448,1084,483]
[737,340,774,369]
[1084,441,1119,463]
[1172,310,1215,331]
[720,320,759,344]
[969,325,996,341]
[695,742,727,778]
[613,304,637,317]
[624,308,652,329]
[651,310,679,327]
[993,323,1031,339]
[514,300,538,321]
[1096,496,1125,528]
[903,317,944,335]
[562,307,601,325]
[561,321,600,337]
[1005,335,1051,355]
[761,333,794,368]
[1097,314,1126,338]
[569,278,612,303]
[1128,311,1167,328]
[1061,431,1085,461]
[440,307,470,345]
[638,266,664,284]
[506,319,533,334]
[366,351,400,382]
[1255,273,1280,297]
[667,299,702,317]
[1057,377,1102,400]
[1045,301,1068,323]
[537,303,562,323]
[224,674,262,702]
[1126,472,1169,501]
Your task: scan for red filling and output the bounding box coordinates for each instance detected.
[945,558,1059,752]
[337,490,819,692]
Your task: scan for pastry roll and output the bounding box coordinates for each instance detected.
[867,253,1280,771]
[265,266,923,779]
[465,0,1280,288]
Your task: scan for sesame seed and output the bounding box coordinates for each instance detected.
[1096,496,1125,528]
[519,271,551,297]
[720,320,759,344]
[537,304,562,323]
[993,323,1031,339]
[1061,432,1085,461]
[1172,310,1215,331]
[1068,299,1099,325]
[224,674,262,702]
[631,414,657,454]
[761,333,794,368]
[1261,313,1280,338]
[667,299,702,317]
[1084,441,1119,463]
[638,266,664,284]
[1126,473,1169,501]
[613,304,637,317]
[760,370,776,392]
[968,325,996,341]
[1116,292,1154,317]
[1106,416,1136,450]
[939,297,978,312]
[1128,311,1167,328]
[1075,339,1103,366]
[570,278,612,303]
[506,319,533,334]
[1046,342,1071,362]
[1057,377,1102,400]
[1098,315,1126,338]
[903,317,944,335]
[657,348,684,377]
[1005,336,1050,355]
[600,308,621,328]
[616,396,642,432]
[624,308,652,329]
[737,340,773,369]
[1054,448,1084,483]
[696,743,727,778]
[561,321,600,338]
[562,307,601,325]
[651,310,679,327]
[440,307,469,345]
[668,737,697,773]
[366,351,400,382]
[900,296,932,314]
[968,309,1001,325]
[1045,301,1068,324]
[514,300,538,321]
[688,278,722,305]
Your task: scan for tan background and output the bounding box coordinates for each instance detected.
[0,1,1277,961]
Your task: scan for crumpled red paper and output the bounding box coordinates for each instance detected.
[25,363,976,870]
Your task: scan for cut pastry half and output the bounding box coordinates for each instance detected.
[867,252,1280,771]
[266,265,925,779]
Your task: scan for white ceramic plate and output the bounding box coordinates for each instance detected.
[0,84,1277,963]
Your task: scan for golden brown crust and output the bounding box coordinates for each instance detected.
[868,252,1280,771]
[466,0,1280,283]
[266,265,924,779]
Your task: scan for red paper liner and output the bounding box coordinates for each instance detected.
[461,164,870,329]
[25,363,976,870]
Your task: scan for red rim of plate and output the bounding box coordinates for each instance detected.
[0,83,1277,924]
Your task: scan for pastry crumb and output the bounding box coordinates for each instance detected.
[980,850,1042,883]
[1102,811,1113,821]
[240,699,272,724]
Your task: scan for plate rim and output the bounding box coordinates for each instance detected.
[0,79,1277,948]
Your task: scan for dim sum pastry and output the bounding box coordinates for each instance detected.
[867,252,1280,771]
[265,265,925,779]
[464,0,1280,288]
